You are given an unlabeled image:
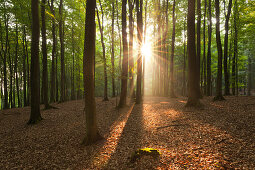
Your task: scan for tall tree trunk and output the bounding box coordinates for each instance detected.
[206,0,212,96]
[182,18,186,96]
[136,0,143,104]
[197,0,201,97]
[223,0,232,95]
[214,0,225,101]
[22,26,27,107]
[8,39,14,108]
[155,0,160,96]
[116,0,122,94]
[15,23,20,107]
[71,18,75,100]
[164,0,169,96]
[50,0,56,103]
[170,0,176,98]
[97,0,109,101]
[232,0,238,95]
[142,0,148,97]
[82,0,102,145]
[158,1,163,96]
[186,0,201,107]
[55,36,59,101]
[28,0,42,124]
[203,0,207,95]
[41,0,50,109]
[111,1,116,97]
[25,28,30,106]
[59,0,65,102]
[118,0,128,107]
[3,11,9,109]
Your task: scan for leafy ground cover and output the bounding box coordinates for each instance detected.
[0,96,254,169]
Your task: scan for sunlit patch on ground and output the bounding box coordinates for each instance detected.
[90,104,135,168]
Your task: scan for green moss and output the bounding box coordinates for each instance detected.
[130,148,161,163]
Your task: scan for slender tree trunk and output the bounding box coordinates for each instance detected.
[156,0,160,96]
[22,26,27,107]
[197,0,202,97]
[25,28,30,106]
[28,0,42,124]
[164,0,169,96]
[232,0,238,95]
[8,40,14,108]
[136,0,143,104]
[223,0,232,95]
[203,0,207,95]
[235,0,239,96]
[59,0,65,102]
[56,46,59,102]
[170,0,176,98]
[3,11,9,109]
[115,0,122,75]
[142,0,148,97]
[118,0,128,107]
[50,0,56,103]
[158,2,163,96]
[82,0,102,145]
[15,23,20,107]
[186,0,201,107]
[71,18,75,100]
[97,0,109,101]
[111,1,116,97]
[214,0,225,101]
[183,18,186,96]
[206,0,212,96]
[41,0,50,109]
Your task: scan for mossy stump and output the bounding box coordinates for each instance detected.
[130,148,161,163]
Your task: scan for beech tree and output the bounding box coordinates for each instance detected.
[128,0,135,98]
[49,0,56,103]
[136,0,143,104]
[186,0,201,107]
[41,0,50,109]
[82,0,102,145]
[214,0,225,101]
[28,0,42,124]
[169,0,176,98]
[59,0,65,102]
[118,0,128,107]
[111,0,116,97]
[206,0,212,96]
[223,0,232,96]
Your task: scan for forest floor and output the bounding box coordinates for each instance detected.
[0,96,254,169]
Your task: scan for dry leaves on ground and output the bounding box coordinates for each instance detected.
[0,96,254,169]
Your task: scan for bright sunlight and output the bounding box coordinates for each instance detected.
[141,42,152,61]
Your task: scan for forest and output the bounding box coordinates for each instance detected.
[0,0,255,169]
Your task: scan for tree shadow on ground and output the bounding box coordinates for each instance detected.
[104,103,145,169]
